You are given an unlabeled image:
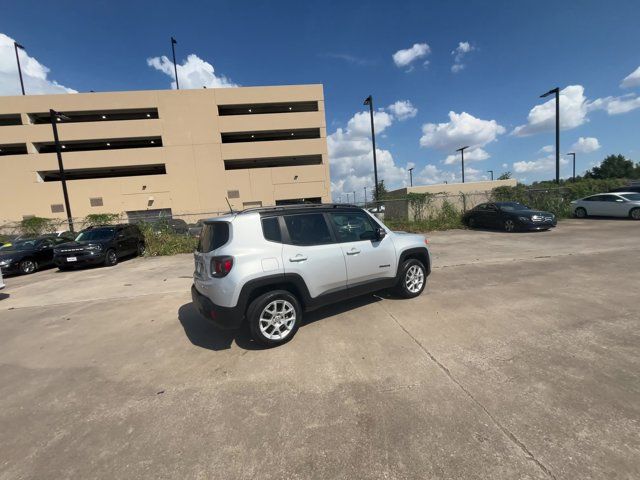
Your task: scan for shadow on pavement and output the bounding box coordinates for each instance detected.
[178,294,383,351]
[0,293,9,301]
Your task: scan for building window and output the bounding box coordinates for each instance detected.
[51,204,64,213]
[221,128,320,144]
[0,114,22,126]
[227,190,240,199]
[38,164,166,182]
[218,101,318,116]
[0,143,28,156]
[224,154,322,170]
[90,197,104,207]
[34,137,162,154]
[243,201,262,208]
[276,197,322,206]
[28,108,159,124]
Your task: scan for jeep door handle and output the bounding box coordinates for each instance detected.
[289,255,308,262]
[346,249,361,255]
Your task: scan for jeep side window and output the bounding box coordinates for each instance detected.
[283,213,332,246]
[261,217,282,243]
[329,212,375,242]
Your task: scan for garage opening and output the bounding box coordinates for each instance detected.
[224,154,322,170]
[37,164,166,182]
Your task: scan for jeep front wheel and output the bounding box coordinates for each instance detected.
[394,259,427,298]
[247,290,301,347]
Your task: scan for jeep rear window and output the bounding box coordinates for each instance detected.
[197,222,230,252]
[261,217,281,242]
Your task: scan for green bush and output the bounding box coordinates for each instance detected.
[83,213,120,227]
[20,217,55,236]
[385,199,464,233]
[136,222,197,256]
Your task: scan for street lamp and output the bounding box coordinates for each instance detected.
[171,36,180,90]
[364,186,367,205]
[540,87,560,184]
[456,146,469,183]
[566,152,576,181]
[353,191,356,204]
[408,167,414,187]
[14,42,26,95]
[363,95,379,202]
[49,110,74,232]
[487,170,494,181]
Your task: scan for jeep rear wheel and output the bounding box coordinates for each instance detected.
[394,259,427,298]
[247,290,301,347]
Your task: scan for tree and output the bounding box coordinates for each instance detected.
[585,154,637,179]
[373,180,388,201]
[498,171,512,180]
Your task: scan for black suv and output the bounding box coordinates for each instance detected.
[54,224,145,270]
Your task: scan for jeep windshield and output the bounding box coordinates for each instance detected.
[76,228,115,242]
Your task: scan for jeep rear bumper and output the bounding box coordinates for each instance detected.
[191,284,244,330]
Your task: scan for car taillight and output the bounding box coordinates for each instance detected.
[211,256,233,277]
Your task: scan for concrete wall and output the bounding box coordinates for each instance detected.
[384,179,518,221]
[0,85,330,223]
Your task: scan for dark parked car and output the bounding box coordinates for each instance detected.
[463,202,557,232]
[0,236,71,275]
[54,224,145,269]
[610,185,640,194]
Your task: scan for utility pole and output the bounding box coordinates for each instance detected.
[540,87,560,183]
[363,95,379,201]
[408,167,414,186]
[14,42,26,95]
[456,146,469,183]
[566,152,576,181]
[487,170,494,181]
[49,110,74,232]
[171,36,180,90]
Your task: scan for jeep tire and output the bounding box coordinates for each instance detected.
[247,290,301,347]
[394,258,427,298]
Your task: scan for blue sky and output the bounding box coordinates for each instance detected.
[2,0,640,201]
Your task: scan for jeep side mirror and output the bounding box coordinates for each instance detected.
[375,227,386,241]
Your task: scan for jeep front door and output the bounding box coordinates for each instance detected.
[281,213,347,299]
[328,211,396,287]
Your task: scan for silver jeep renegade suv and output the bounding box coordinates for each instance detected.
[192,204,431,347]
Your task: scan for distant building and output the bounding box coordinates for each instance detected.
[384,179,518,221]
[0,84,330,223]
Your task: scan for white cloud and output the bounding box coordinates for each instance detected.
[587,94,640,115]
[387,100,418,120]
[443,147,490,165]
[420,111,506,152]
[0,33,76,95]
[329,107,416,200]
[572,136,601,154]
[513,154,568,173]
[539,145,554,153]
[147,53,237,89]
[501,163,508,169]
[513,85,588,136]
[392,43,431,69]
[451,41,474,73]
[621,66,640,89]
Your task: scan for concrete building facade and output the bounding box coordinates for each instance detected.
[0,84,330,223]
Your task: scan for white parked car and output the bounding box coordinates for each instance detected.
[0,268,5,291]
[571,192,640,219]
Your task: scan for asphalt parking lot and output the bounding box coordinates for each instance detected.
[1,219,638,480]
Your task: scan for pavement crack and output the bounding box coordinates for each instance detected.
[378,302,557,480]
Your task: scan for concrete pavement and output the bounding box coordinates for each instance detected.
[0,219,638,479]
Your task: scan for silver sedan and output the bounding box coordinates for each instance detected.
[571,192,640,219]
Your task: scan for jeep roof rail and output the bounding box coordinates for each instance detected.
[237,203,360,215]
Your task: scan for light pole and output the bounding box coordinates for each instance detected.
[487,170,494,181]
[49,110,74,232]
[566,152,576,181]
[14,42,26,95]
[408,167,414,187]
[363,95,379,202]
[540,87,560,184]
[353,191,356,204]
[364,186,367,206]
[456,146,469,183]
[171,36,180,90]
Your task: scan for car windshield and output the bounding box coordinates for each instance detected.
[498,202,529,211]
[75,228,115,241]
[620,193,640,201]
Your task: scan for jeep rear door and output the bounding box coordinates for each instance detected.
[281,213,347,299]
[328,211,396,287]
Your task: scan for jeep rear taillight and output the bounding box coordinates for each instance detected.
[211,256,233,277]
